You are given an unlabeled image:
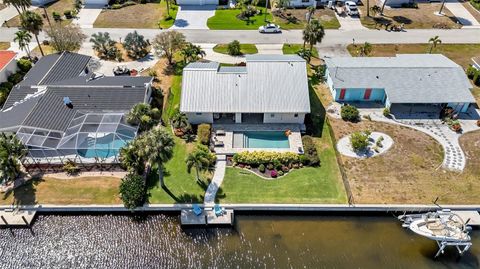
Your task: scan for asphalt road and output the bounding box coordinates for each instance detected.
[1,27,479,45]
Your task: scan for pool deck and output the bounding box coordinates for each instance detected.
[211,124,304,155]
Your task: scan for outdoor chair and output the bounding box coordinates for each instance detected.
[214,204,225,216]
[215,129,226,136]
[214,140,224,147]
[193,204,202,216]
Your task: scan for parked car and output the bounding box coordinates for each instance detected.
[345,1,359,16]
[258,23,281,33]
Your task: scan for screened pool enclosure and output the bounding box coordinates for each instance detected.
[18,112,138,165]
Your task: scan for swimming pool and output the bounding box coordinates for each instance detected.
[77,134,128,158]
[234,131,290,148]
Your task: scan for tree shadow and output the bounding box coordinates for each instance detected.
[177,193,203,203]
[306,78,327,138]
[2,177,42,206]
[214,186,226,203]
[392,16,412,24]
[146,168,180,202]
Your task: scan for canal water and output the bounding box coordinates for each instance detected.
[0,214,479,269]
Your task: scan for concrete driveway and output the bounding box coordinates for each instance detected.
[73,5,104,29]
[444,0,480,28]
[171,5,216,29]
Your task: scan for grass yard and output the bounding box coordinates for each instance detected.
[272,8,340,29]
[218,81,347,204]
[94,1,177,29]
[346,43,480,105]
[213,43,258,55]
[148,137,211,204]
[0,176,121,205]
[283,43,319,57]
[207,7,272,30]
[358,3,461,29]
[31,44,57,57]
[0,42,10,50]
[2,0,76,27]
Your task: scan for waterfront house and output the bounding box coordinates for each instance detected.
[0,52,153,164]
[324,54,476,115]
[180,54,311,125]
[0,51,17,83]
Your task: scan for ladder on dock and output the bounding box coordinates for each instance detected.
[180,207,234,226]
[0,209,37,227]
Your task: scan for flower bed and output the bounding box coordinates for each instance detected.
[230,151,304,179]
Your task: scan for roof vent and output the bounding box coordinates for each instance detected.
[63,96,73,109]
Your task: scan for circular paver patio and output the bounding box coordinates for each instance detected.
[337,132,394,158]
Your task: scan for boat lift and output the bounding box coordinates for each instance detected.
[434,240,472,258]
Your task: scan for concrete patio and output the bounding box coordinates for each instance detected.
[211,124,304,155]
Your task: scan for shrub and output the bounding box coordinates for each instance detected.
[227,40,241,56]
[278,170,284,176]
[8,73,23,84]
[119,172,146,211]
[466,65,477,79]
[376,136,384,148]
[350,131,369,152]
[341,105,359,122]
[64,10,72,18]
[111,4,122,9]
[473,72,480,86]
[232,151,300,166]
[258,164,266,173]
[383,107,390,117]
[301,135,320,166]
[0,81,14,91]
[52,11,61,21]
[197,124,211,145]
[270,170,278,178]
[17,59,32,73]
[63,160,80,175]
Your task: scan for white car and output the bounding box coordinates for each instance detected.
[345,1,359,16]
[258,23,281,33]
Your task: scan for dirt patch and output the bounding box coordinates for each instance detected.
[359,3,462,29]
[141,58,173,97]
[93,3,165,29]
[2,0,75,27]
[463,2,480,23]
[273,8,340,29]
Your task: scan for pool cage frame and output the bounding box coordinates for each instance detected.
[17,111,139,167]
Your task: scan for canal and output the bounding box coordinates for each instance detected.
[0,214,479,268]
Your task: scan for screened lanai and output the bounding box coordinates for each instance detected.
[18,111,138,165]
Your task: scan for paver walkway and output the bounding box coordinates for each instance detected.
[171,5,215,29]
[73,5,104,29]
[204,155,226,205]
[445,0,480,28]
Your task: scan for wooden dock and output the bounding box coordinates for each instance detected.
[0,209,36,227]
[181,208,234,226]
[452,211,480,226]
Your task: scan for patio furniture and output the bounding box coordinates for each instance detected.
[193,204,202,216]
[214,140,224,147]
[215,129,226,136]
[214,204,225,216]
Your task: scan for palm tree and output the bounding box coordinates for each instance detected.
[185,148,210,182]
[126,103,152,126]
[171,110,189,130]
[428,36,442,53]
[381,0,388,15]
[366,0,370,17]
[439,0,446,15]
[137,127,175,188]
[306,5,316,24]
[0,134,27,185]
[3,0,31,16]
[302,19,325,51]
[90,32,117,59]
[371,5,381,17]
[119,141,145,175]
[20,11,44,56]
[14,30,32,59]
[181,43,205,64]
[360,42,373,56]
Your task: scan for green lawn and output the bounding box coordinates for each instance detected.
[159,2,178,29]
[148,137,209,203]
[0,42,10,50]
[207,7,272,30]
[218,84,347,204]
[213,44,258,55]
[272,9,340,30]
[282,44,319,58]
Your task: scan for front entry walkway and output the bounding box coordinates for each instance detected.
[204,155,226,205]
[444,0,480,28]
[171,5,215,29]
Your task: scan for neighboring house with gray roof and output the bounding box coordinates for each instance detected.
[324,54,476,115]
[180,55,310,124]
[0,52,153,164]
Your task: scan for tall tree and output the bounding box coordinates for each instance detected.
[428,36,442,53]
[381,0,388,15]
[152,31,186,65]
[14,30,32,59]
[180,42,205,63]
[20,11,44,56]
[371,5,381,17]
[366,0,370,17]
[302,19,325,51]
[123,31,149,59]
[46,24,86,52]
[0,134,27,185]
[171,110,190,131]
[90,32,118,60]
[119,140,145,175]
[137,127,175,188]
[3,0,31,16]
[306,5,316,24]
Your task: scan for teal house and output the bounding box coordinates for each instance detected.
[324,54,476,115]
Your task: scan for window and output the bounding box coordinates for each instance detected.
[302,0,309,2]
[196,113,202,115]
[294,113,298,118]
[270,114,275,118]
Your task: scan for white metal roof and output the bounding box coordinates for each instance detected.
[325,54,476,104]
[180,55,310,113]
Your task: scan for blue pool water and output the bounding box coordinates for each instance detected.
[241,131,290,148]
[77,134,128,158]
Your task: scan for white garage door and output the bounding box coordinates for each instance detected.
[84,0,108,5]
[176,0,218,5]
